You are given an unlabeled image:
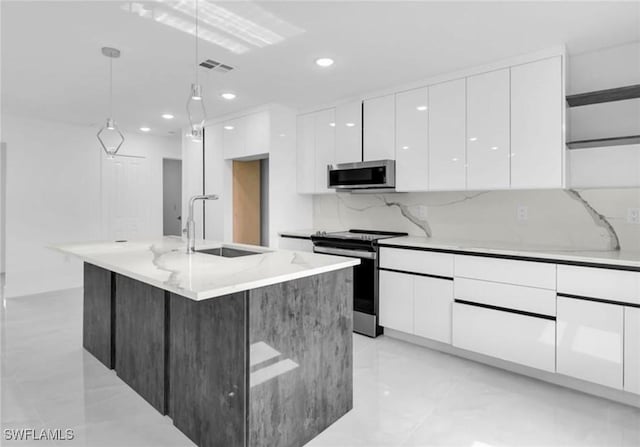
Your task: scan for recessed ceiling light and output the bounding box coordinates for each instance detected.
[469,137,478,142]
[402,146,409,150]
[140,127,151,132]
[345,122,355,127]
[223,125,235,130]
[329,122,336,127]
[416,105,427,111]
[315,57,334,67]
[221,92,236,100]
[162,114,174,120]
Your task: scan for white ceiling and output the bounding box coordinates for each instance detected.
[2,1,639,137]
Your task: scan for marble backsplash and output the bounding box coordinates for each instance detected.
[313,188,640,252]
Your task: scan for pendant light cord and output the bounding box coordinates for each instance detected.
[194,0,199,85]
[109,56,113,118]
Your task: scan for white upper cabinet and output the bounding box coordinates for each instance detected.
[314,108,336,193]
[466,69,510,190]
[296,113,316,194]
[511,56,563,189]
[363,94,395,161]
[244,111,270,157]
[428,79,467,190]
[335,101,362,164]
[395,87,429,191]
[222,117,244,160]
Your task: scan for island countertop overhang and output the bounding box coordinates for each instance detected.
[52,236,360,300]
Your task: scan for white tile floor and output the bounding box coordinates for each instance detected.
[2,288,639,447]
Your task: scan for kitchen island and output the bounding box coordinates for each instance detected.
[55,237,359,447]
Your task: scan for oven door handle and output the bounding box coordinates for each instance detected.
[314,246,377,260]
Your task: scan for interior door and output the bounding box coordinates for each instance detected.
[232,160,261,245]
[101,155,152,241]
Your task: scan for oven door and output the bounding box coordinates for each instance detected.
[313,245,381,337]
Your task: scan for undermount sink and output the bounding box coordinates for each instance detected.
[196,246,267,258]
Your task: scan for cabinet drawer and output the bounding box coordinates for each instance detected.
[452,302,556,372]
[454,255,556,289]
[454,277,556,316]
[557,265,640,305]
[557,296,623,389]
[380,247,453,277]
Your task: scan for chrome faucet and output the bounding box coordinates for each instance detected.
[185,194,219,254]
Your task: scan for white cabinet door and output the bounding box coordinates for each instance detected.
[466,69,510,190]
[429,79,466,190]
[335,101,362,164]
[624,307,640,394]
[296,113,315,194]
[222,118,245,160]
[395,87,429,191]
[363,94,395,161]
[452,302,556,372]
[314,108,336,194]
[414,276,453,343]
[511,56,563,189]
[557,297,623,389]
[379,270,414,333]
[245,111,270,158]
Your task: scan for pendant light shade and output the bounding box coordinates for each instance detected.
[186,0,206,141]
[97,47,125,158]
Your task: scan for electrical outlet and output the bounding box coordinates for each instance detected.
[627,208,640,224]
[517,205,528,221]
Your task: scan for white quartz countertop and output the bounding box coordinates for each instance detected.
[53,237,360,300]
[378,236,640,269]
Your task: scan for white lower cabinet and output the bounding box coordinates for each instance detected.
[414,276,453,343]
[624,307,640,394]
[452,302,556,372]
[557,296,623,389]
[379,270,414,334]
[379,270,453,342]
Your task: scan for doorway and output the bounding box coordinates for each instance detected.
[163,158,182,236]
[232,158,268,246]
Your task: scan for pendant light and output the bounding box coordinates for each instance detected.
[186,0,206,142]
[97,47,125,158]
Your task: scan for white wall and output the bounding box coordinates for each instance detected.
[3,112,180,298]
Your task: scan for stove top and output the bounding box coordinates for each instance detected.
[312,229,408,242]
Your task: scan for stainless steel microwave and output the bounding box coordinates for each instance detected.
[327,160,396,191]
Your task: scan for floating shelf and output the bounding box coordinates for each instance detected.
[566,135,640,150]
[566,84,640,107]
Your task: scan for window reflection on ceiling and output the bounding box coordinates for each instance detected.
[121,1,305,54]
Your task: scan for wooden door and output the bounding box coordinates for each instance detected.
[233,160,261,245]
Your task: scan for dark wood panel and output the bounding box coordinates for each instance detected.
[115,274,166,413]
[83,263,113,368]
[566,84,640,107]
[248,268,354,447]
[169,292,246,447]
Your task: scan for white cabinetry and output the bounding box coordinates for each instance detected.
[511,56,563,188]
[379,270,414,334]
[335,101,362,164]
[428,79,467,190]
[314,108,336,193]
[466,69,510,190]
[557,296,624,389]
[452,302,556,372]
[296,113,316,194]
[295,109,335,194]
[414,276,453,343]
[395,87,429,191]
[222,111,270,160]
[363,94,395,161]
[624,307,640,394]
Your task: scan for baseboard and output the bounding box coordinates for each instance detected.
[384,328,640,409]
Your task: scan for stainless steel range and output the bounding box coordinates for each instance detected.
[311,229,408,337]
